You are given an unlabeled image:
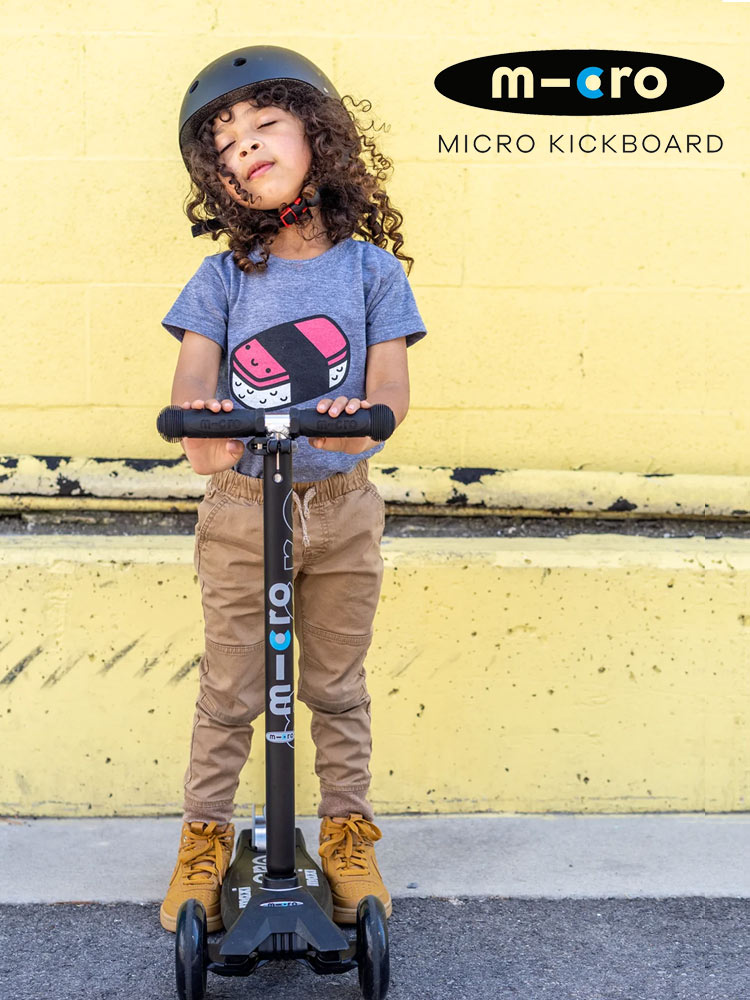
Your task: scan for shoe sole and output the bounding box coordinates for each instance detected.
[332,893,392,925]
[159,901,223,934]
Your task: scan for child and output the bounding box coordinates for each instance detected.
[159,45,426,933]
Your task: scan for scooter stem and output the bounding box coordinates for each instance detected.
[262,438,298,886]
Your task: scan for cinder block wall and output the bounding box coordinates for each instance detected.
[1,2,747,470]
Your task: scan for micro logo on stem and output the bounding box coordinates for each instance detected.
[434,50,724,115]
[268,581,293,720]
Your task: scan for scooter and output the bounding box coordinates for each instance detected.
[156,401,396,1000]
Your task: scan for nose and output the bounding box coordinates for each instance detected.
[238,135,262,157]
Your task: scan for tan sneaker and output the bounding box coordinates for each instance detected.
[159,820,235,933]
[318,814,392,924]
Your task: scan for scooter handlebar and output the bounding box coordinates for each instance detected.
[156,403,396,443]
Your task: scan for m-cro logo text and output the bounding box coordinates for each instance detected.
[493,64,667,101]
[434,50,724,116]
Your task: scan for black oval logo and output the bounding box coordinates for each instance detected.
[434,50,724,116]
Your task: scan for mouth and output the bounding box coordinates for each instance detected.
[247,162,273,181]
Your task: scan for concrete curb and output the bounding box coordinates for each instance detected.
[1,813,748,904]
[6,455,750,519]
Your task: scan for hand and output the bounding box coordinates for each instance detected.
[179,398,245,475]
[308,396,376,454]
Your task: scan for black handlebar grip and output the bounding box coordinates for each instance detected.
[156,405,183,443]
[368,403,397,441]
[156,405,266,442]
[156,403,396,443]
[290,403,395,441]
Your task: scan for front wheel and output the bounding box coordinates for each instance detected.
[175,898,208,1000]
[356,895,390,1000]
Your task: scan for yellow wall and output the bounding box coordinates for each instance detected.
[4,533,750,817]
[1,1,747,473]
[2,2,750,818]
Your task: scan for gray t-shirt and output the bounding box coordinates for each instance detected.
[163,238,427,481]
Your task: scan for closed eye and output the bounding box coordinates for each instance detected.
[218,122,276,157]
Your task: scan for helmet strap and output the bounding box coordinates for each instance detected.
[191,186,321,238]
[278,186,321,227]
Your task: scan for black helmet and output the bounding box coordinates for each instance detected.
[178,45,340,164]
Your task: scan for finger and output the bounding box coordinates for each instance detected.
[205,398,222,410]
[191,399,205,409]
[316,398,333,413]
[344,398,361,413]
[328,396,349,417]
[220,399,234,409]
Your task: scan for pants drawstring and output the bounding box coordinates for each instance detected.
[292,485,318,548]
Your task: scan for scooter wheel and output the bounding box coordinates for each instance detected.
[356,895,390,1000]
[175,898,208,1000]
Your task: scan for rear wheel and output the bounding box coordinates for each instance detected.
[356,895,390,1000]
[175,898,208,1000]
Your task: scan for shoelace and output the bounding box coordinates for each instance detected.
[179,822,233,886]
[319,816,382,876]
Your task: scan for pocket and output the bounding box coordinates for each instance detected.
[196,488,231,546]
[193,489,211,576]
[362,479,384,506]
[362,480,386,533]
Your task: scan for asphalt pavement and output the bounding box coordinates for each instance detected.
[1,897,746,1000]
[1,814,748,1000]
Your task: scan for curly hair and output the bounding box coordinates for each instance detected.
[182,79,415,277]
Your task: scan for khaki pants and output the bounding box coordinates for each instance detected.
[183,457,385,825]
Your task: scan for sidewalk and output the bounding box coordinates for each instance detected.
[2,813,748,904]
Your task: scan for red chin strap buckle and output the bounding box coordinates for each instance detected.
[279,188,321,228]
[279,196,309,227]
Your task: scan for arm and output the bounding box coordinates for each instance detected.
[171,330,220,456]
[364,337,410,427]
[171,331,243,471]
[310,337,410,453]
[171,329,221,406]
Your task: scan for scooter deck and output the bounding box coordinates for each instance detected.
[221,827,334,932]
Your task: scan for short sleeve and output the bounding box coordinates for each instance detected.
[161,256,228,348]
[364,251,427,349]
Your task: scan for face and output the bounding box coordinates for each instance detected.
[212,100,312,211]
